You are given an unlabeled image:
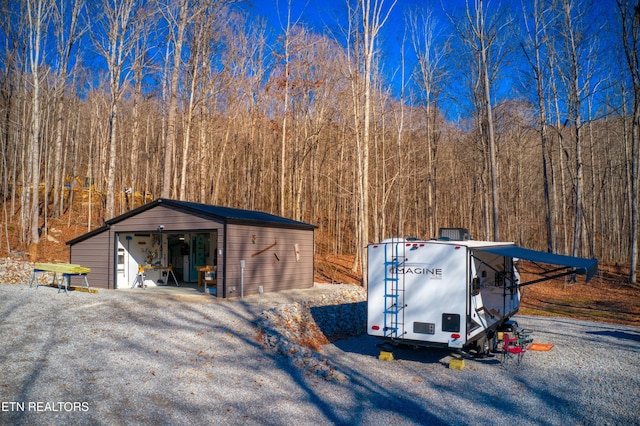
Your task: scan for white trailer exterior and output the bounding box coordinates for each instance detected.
[367,237,597,353]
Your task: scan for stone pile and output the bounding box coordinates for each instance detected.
[0,256,47,285]
[256,286,367,382]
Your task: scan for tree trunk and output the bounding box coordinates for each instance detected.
[162,0,189,199]
[477,0,500,241]
[26,0,51,248]
[617,0,640,282]
[355,0,396,283]
[52,0,82,218]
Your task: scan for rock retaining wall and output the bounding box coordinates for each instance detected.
[256,287,367,382]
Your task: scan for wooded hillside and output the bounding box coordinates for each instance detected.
[1,0,639,281]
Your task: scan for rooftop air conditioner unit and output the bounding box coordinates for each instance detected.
[438,228,470,241]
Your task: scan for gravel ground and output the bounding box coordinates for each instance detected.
[0,277,639,425]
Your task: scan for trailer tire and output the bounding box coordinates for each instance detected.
[487,335,495,355]
[470,337,491,358]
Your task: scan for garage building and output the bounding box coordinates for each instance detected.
[66,198,316,297]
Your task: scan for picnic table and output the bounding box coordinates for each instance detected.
[30,263,91,295]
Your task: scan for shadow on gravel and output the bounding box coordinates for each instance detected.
[339,336,453,362]
[8,289,636,425]
[309,300,497,366]
[586,329,640,342]
[245,298,453,424]
[331,333,504,367]
[310,301,366,343]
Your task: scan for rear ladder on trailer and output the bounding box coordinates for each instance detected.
[383,243,406,339]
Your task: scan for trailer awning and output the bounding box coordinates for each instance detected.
[476,245,598,283]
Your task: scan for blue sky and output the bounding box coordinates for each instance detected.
[241,0,465,112]
[240,0,623,123]
[1,0,618,124]
[243,0,458,31]
[242,0,454,59]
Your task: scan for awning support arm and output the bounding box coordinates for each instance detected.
[509,269,578,288]
[472,253,580,289]
[518,261,574,277]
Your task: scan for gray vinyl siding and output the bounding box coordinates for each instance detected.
[109,206,226,286]
[223,224,314,297]
[70,207,225,289]
[67,200,314,296]
[69,229,112,289]
[110,205,222,232]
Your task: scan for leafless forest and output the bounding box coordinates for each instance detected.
[1,0,639,281]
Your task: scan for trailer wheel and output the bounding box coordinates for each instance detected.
[486,335,495,355]
[486,331,496,354]
[471,334,496,358]
[469,338,488,358]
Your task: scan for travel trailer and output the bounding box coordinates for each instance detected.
[367,229,598,355]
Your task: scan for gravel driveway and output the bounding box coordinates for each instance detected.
[1,283,638,425]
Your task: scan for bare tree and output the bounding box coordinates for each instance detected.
[558,0,596,258]
[284,29,338,222]
[178,2,219,200]
[25,0,52,252]
[51,0,86,218]
[158,0,190,199]
[343,1,364,272]
[468,0,501,241]
[617,0,640,282]
[92,0,138,219]
[408,6,447,238]
[518,0,556,252]
[353,0,397,281]
[546,30,570,254]
[0,0,637,281]
[0,0,21,251]
[275,0,300,217]
[446,0,507,240]
[208,11,268,206]
[128,2,157,209]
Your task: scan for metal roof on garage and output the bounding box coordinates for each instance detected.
[155,199,316,229]
[67,198,316,246]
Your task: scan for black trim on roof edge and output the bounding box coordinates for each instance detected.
[66,224,109,245]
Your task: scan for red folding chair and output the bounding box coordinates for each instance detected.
[501,333,526,366]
